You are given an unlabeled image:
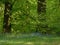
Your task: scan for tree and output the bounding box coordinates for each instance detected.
[37,0,46,14]
[36,0,46,33]
[3,0,16,33]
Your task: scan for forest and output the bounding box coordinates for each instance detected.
[0,0,60,45]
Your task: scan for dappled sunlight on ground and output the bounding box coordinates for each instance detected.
[0,34,60,45]
[0,40,34,44]
[24,42,34,45]
[0,40,60,45]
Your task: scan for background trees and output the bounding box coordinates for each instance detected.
[0,0,60,34]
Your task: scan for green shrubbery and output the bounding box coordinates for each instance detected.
[0,0,60,35]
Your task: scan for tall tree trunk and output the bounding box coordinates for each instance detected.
[37,0,46,14]
[26,0,30,23]
[36,0,46,33]
[3,2,12,33]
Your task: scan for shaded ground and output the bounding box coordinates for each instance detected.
[0,33,60,45]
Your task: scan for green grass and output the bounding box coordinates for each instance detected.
[0,33,60,45]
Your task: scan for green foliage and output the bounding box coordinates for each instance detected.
[0,0,60,34]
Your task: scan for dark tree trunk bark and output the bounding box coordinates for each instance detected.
[37,0,46,14]
[3,2,12,33]
[36,0,46,32]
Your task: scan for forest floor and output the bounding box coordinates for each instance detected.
[0,33,60,45]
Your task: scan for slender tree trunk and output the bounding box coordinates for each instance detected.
[37,0,46,14]
[3,2,12,33]
[36,0,46,32]
[26,1,30,23]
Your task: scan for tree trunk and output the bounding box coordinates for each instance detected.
[37,0,46,14]
[3,2,12,33]
[36,0,46,32]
